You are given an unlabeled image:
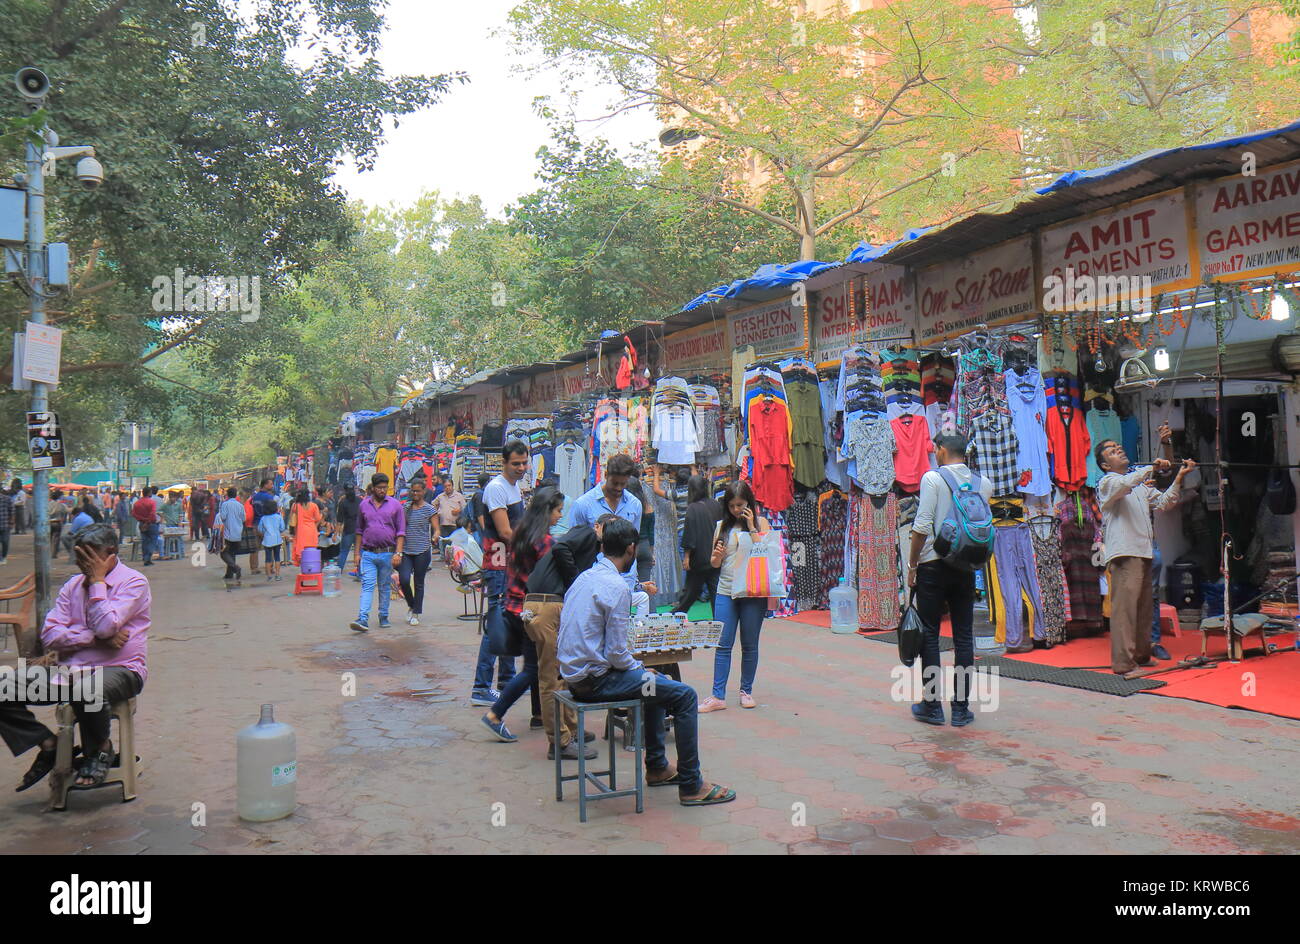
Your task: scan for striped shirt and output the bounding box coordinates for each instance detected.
[402,501,437,556]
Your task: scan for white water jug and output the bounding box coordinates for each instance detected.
[237,704,296,822]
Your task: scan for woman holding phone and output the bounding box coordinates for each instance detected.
[698,481,770,712]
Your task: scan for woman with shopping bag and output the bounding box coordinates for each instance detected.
[698,481,780,712]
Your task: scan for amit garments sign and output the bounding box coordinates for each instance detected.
[1039,189,1196,306]
[1197,159,1300,282]
[916,237,1035,344]
[811,264,915,360]
[729,298,807,356]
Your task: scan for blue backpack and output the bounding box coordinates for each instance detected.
[932,467,996,570]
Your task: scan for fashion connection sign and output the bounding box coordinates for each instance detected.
[729,299,807,356]
[1197,158,1300,282]
[915,236,1035,344]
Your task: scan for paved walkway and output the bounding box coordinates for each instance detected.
[1,538,1297,854]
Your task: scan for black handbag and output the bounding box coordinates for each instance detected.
[1266,467,1296,515]
[487,608,524,657]
[897,589,925,667]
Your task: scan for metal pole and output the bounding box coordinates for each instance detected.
[26,125,51,629]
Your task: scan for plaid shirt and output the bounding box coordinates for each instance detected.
[967,409,1021,496]
[0,492,12,532]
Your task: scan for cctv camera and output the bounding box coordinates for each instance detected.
[75,156,104,190]
[15,68,50,104]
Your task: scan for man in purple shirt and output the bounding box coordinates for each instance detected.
[350,473,405,633]
[1,523,148,791]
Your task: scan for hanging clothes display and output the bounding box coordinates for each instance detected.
[855,492,899,631]
[689,382,724,457]
[1046,400,1091,492]
[650,375,700,464]
[1084,397,1123,488]
[748,395,794,512]
[880,346,924,420]
[817,486,849,609]
[1028,516,1068,644]
[780,357,825,490]
[819,374,849,489]
[889,413,933,493]
[990,524,1047,648]
[920,352,956,436]
[967,409,1021,497]
[786,490,821,611]
[650,491,683,610]
[1058,496,1103,628]
[1004,366,1052,497]
[845,417,895,495]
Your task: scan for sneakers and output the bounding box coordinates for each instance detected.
[378,619,392,629]
[1152,644,1172,661]
[911,702,946,726]
[739,691,756,709]
[529,716,544,730]
[349,620,369,633]
[698,696,727,712]
[548,739,598,760]
[407,613,419,626]
[481,714,517,743]
[470,689,500,707]
[950,705,975,727]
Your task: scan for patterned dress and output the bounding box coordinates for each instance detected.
[817,489,848,609]
[857,492,899,631]
[1029,521,1068,644]
[1057,498,1103,627]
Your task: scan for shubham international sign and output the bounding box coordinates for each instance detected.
[811,263,914,360]
[1197,159,1300,283]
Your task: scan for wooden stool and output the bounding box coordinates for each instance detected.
[49,698,140,811]
[294,572,323,595]
[553,691,643,823]
[1199,613,1271,661]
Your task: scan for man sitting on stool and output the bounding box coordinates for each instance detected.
[557,518,735,807]
[0,524,149,791]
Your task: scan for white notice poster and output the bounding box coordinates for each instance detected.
[21,321,62,385]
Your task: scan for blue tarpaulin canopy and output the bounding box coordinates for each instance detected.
[681,259,839,312]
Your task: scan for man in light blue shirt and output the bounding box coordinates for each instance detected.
[557,518,735,808]
[566,454,641,532]
[217,487,245,582]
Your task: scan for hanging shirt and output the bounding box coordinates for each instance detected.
[846,417,895,495]
[650,376,700,465]
[1084,406,1123,488]
[749,398,794,512]
[1004,367,1052,497]
[967,410,1022,497]
[1046,402,1091,491]
[890,414,934,492]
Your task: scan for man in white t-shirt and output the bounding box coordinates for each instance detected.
[907,434,993,728]
[471,440,528,706]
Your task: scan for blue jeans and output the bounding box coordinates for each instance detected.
[474,569,516,693]
[490,622,537,720]
[337,532,355,574]
[574,667,702,796]
[711,595,766,700]
[139,524,159,564]
[1150,545,1163,644]
[358,550,394,624]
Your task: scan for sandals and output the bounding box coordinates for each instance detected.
[647,766,685,787]
[680,783,737,807]
[16,746,56,792]
[74,750,112,788]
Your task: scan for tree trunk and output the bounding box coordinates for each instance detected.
[796,181,817,260]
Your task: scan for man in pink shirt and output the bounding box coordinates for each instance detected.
[0,523,148,791]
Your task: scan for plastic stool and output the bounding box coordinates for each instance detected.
[294,573,323,595]
[1159,603,1181,638]
[553,690,643,823]
[49,698,139,811]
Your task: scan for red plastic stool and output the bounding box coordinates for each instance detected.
[1159,603,1181,638]
[295,572,323,595]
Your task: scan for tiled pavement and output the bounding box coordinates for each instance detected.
[1,539,1297,855]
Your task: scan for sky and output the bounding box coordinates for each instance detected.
[330,0,660,216]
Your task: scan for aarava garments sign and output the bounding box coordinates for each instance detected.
[730,298,806,356]
[1040,189,1196,307]
[916,237,1035,344]
[811,264,915,360]
[1197,159,1300,282]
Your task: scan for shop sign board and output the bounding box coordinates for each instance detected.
[811,264,915,360]
[506,362,590,414]
[1039,190,1196,309]
[729,298,807,356]
[128,449,153,477]
[1197,159,1300,282]
[916,237,1035,343]
[662,320,729,372]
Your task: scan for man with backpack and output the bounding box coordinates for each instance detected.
[907,434,994,727]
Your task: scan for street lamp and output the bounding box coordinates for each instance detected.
[6,67,106,628]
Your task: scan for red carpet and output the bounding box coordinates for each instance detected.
[789,606,1300,719]
[1001,626,1300,719]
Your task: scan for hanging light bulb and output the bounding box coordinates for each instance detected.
[1270,290,1291,321]
[1153,347,1170,371]
[1094,353,1106,372]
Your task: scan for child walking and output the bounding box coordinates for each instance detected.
[258,504,286,581]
